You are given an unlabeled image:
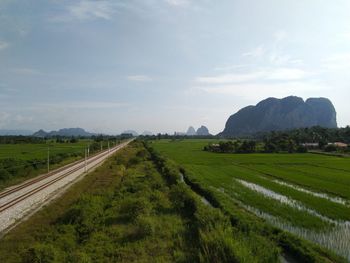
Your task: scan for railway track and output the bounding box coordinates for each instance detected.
[0,140,132,232]
[0,142,124,200]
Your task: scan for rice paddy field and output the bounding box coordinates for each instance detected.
[152,139,350,261]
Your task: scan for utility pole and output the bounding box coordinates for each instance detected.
[88,145,90,158]
[85,148,87,173]
[108,141,110,155]
[100,141,103,152]
[47,146,50,174]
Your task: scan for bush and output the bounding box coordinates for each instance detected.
[296,145,308,153]
[68,251,92,263]
[127,156,141,167]
[134,216,155,238]
[325,144,337,152]
[119,197,152,221]
[22,243,61,263]
[169,184,197,217]
[0,168,11,181]
[60,195,105,238]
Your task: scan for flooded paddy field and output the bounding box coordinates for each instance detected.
[153,139,350,261]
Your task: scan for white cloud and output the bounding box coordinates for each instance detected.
[265,68,307,81]
[52,0,118,22]
[165,0,191,7]
[127,75,153,82]
[196,72,263,84]
[0,112,10,128]
[0,40,9,50]
[192,81,326,101]
[269,52,291,65]
[338,31,350,41]
[70,1,114,20]
[196,68,308,85]
[28,101,129,110]
[322,53,350,70]
[213,64,248,72]
[10,68,41,75]
[274,30,288,42]
[242,46,265,58]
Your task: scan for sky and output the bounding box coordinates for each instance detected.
[0,0,350,135]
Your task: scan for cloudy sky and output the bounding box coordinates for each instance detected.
[0,0,349,134]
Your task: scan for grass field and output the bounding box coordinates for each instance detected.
[0,140,93,160]
[0,140,116,191]
[152,139,350,261]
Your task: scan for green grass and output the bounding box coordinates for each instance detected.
[0,140,118,191]
[0,140,93,160]
[151,139,350,261]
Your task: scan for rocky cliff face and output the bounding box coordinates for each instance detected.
[196,125,210,136]
[186,126,196,136]
[220,96,337,136]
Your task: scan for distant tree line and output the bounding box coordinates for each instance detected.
[261,126,350,153]
[0,136,45,144]
[206,126,350,154]
[140,133,215,141]
[204,140,258,153]
[256,126,350,144]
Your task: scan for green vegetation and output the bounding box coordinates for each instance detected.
[1,139,348,262]
[259,127,350,153]
[0,138,118,191]
[152,139,350,262]
[0,141,281,262]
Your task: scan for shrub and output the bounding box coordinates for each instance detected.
[60,195,105,238]
[325,144,337,152]
[118,197,152,221]
[0,168,11,181]
[296,145,308,153]
[68,251,92,263]
[169,184,197,217]
[22,243,61,263]
[134,216,155,238]
[128,156,141,167]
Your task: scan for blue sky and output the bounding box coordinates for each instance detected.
[0,0,349,134]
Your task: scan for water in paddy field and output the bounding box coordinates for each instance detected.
[272,179,349,206]
[224,181,350,261]
[235,179,348,224]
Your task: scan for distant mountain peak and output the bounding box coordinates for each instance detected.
[186,126,196,136]
[196,125,210,136]
[33,128,94,137]
[220,96,337,137]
